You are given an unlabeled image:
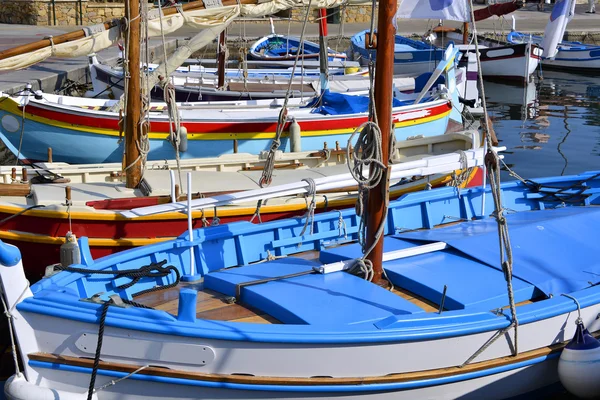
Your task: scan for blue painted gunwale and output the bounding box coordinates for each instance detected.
[28,351,559,392]
[351,30,446,65]
[17,171,600,344]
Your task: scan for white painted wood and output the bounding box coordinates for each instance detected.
[74,333,216,365]
[122,147,503,218]
[187,172,195,277]
[316,242,448,274]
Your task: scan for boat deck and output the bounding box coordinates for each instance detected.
[133,278,440,324]
[133,246,440,324]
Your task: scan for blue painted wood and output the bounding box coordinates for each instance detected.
[18,171,600,344]
[204,258,424,324]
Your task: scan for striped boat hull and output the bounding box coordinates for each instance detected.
[0,96,452,164]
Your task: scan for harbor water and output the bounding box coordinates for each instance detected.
[485,70,600,182]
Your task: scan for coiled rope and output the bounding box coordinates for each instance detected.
[54,259,180,298]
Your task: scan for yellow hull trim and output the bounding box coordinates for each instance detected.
[0,170,475,248]
[0,97,451,141]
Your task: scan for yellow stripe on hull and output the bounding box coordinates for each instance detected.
[0,170,475,248]
[0,96,451,141]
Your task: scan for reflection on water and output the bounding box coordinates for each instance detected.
[485,71,600,181]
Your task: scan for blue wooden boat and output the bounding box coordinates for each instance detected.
[350,29,446,75]
[507,31,600,72]
[248,34,347,62]
[1,170,600,399]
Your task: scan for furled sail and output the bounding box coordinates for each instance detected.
[0,0,368,71]
[473,1,522,22]
[540,0,575,58]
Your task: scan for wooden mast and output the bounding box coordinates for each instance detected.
[217,30,227,89]
[318,8,329,92]
[366,0,396,284]
[124,0,142,188]
[0,0,257,62]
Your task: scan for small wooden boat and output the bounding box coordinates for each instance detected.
[88,55,365,101]
[507,31,600,72]
[427,27,542,83]
[248,34,347,62]
[0,91,454,164]
[1,170,598,399]
[350,30,446,75]
[0,129,482,279]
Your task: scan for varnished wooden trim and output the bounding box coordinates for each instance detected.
[29,333,598,386]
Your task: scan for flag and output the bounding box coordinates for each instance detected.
[396,0,471,22]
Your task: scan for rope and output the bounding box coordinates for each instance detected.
[44,35,56,57]
[258,0,313,188]
[162,80,184,188]
[1,294,22,377]
[0,205,45,227]
[337,210,347,239]
[94,364,150,393]
[298,178,317,244]
[458,0,519,367]
[54,259,180,298]
[344,59,390,281]
[249,199,263,223]
[87,298,111,400]
[450,150,471,196]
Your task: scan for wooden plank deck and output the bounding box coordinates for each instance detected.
[134,282,280,324]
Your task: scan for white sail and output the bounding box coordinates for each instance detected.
[396,0,471,22]
[540,0,576,58]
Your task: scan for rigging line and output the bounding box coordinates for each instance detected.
[258,0,314,188]
[460,0,519,366]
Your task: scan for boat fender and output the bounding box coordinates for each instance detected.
[60,231,81,267]
[4,374,97,400]
[289,117,301,153]
[178,126,188,153]
[558,319,600,399]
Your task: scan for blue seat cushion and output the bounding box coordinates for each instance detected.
[204,257,424,325]
[321,237,538,311]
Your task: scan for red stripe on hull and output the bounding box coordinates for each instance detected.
[23,102,452,135]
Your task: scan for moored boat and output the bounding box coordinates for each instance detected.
[350,30,446,76]
[248,33,347,62]
[0,91,454,164]
[427,26,542,83]
[507,31,600,72]
[1,170,599,399]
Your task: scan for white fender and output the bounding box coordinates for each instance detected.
[4,374,97,400]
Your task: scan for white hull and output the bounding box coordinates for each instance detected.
[543,48,600,71]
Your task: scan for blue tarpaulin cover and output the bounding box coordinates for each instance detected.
[396,207,600,297]
[307,90,407,115]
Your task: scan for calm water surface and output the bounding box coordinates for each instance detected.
[484,71,600,181]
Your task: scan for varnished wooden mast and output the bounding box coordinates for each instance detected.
[125,0,142,188]
[366,0,396,283]
[318,8,329,91]
[0,0,258,62]
[217,29,227,89]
